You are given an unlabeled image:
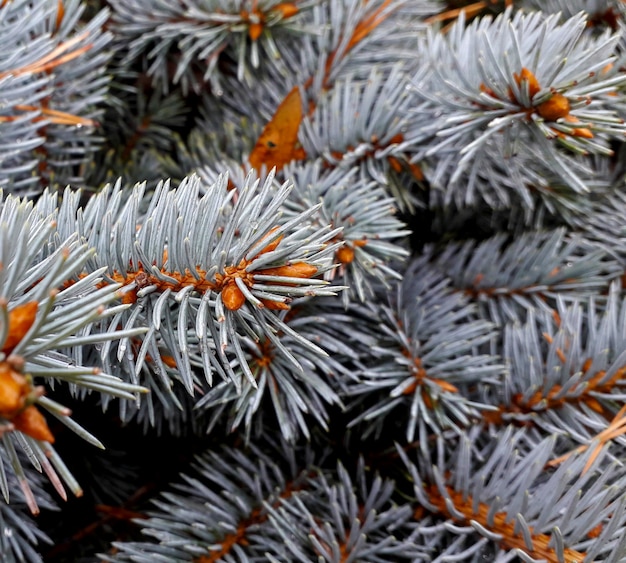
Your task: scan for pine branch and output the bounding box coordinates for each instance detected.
[432,228,621,324]
[297,66,425,210]
[0,190,146,511]
[283,161,411,303]
[345,256,503,441]
[482,285,626,450]
[4,0,626,560]
[265,457,427,562]
[109,0,316,94]
[582,188,626,267]
[45,172,343,430]
[0,450,57,563]
[0,0,112,193]
[401,428,626,562]
[103,441,427,562]
[409,8,626,206]
[520,0,626,27]
[247,0,411,172]
[100,440,320,562]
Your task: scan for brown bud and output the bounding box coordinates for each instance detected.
[514,67,541,98]
[336,245,355,264]
[274,3,299,18]
[537,93,571,121]
[12,405,55,443]
[260,299,290,310]
[2,301,38,353]
[222,282,246,311]
[0,363,28,416]
[258,262,318,279]
[254,226,283,257]
[248,22,263,41]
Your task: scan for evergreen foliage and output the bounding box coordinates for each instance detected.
[3,0,626,562]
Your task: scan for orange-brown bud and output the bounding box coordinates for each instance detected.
[120,289,138,305]
[0,363,28,416]
[514,67,541,98]
[260,299,291,310]
[585,397,604,414]
[571,127,594,139]
[431,378,459,393]
[161,355,177,368]
[12,405,55,443]
[248,22,263,41]
[481,408,505,425]
[537,93,571,121]
[222,282,246,311]
[255,226,283,256]
[336,245,355,264]
[2,301,38,354]
[402,380,418,395]
[273,3,299,18]
[479,83,496,96]
[258,262,318,279]
[407,161,425,181]
[587,523,604,539]
[388,156,403,173]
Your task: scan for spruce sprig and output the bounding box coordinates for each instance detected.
[45,172,343,428]
[410,8,626,205]
[346,256,503,441]
[0,0,112,193]
[401,428,626,562]
[0,190,146,512]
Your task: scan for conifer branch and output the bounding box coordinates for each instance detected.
[0,190,146,510]
[100,441,319,562]
[4,0,626,559]
[346,256,503,440]
[46,172,343,428]
[482,288,626,452]
[521,0,626,27]
[284,161,411,303]
[195,300,348,442]
[266,457,427,561]
[433,229,621,324]
[401,429,626,562]
[247,0,407,172]
[0,1,112,192]
[409,8,626,206]
[0,449,56,562]
[109,0,315,93]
